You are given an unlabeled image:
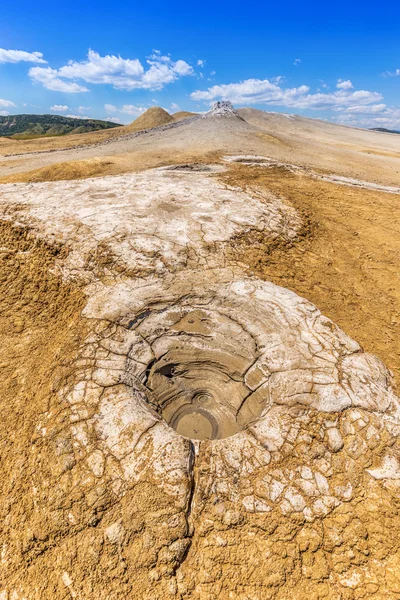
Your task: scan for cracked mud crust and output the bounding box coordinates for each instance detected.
[1,162,400,600]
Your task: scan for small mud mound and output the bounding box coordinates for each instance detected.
[126,106,174,132]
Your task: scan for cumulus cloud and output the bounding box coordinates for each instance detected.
[147,49,171,63]
[197,59,205,67]
[120,104,147,116]
[191,78,382,111]
[172,60,193,76]
[335,103,400,129]
[343,103,387,114]
[0,111,10,116]
[0,98,16,108]
[50,104,69,112]
[103,103,147,121]
[0,48,46,64]
[170,102,180,111]
[293,58,301,65]
[29,49,193,93]
[29,67,89,93]
[336,79,353,90]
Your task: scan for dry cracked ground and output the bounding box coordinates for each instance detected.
[1,104,400,599]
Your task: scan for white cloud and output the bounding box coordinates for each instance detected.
[120,104,146,116]
[383,69,400,77]
[294,58,301,65]
[29,67,89,93]
[50,104,69,112]
[170,102,180,111]
[343,103,387,114]
[29,49,193,93]
[59,49,144,84]
[103,104,147,121]
[173,59,193,76]
[106,117,122,123]
[334,103,400,129]
[148,49,171,63]
[0,98,16,108]
[0,48,46,64]
[197,59,205,67]
[0,111,10,116]
[66,114,92,119]
[337,79,353,90]
[191,78,382,111]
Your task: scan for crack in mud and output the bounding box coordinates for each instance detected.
[2,162,400,598]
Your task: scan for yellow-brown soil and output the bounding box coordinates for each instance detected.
[1,208,400,600]
[1,110,400,598]
[0,106,179,157]
[0,150,221,183]
[0,157,117,183]
[256,131,287,145]
[2,155,399,396]
[125,106,174,131]
[221,165,400,388]
[0,126,125,155]
[172,111,198,121]
[0,223,90,588]
[2,155,400,394]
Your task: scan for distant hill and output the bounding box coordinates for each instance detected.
[126,107,174,132]
[126,107,199,132]
[0,114,122,139]
[172,111,199,122]
[370,127,400,135]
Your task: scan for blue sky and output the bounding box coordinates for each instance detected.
[1,0,400,129]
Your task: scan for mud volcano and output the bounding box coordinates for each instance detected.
[1,163,400,599]
[139,307,267,440]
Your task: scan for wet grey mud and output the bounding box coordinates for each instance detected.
[141,308,266,440]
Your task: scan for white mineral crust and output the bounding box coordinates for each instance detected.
[0,165,399,528]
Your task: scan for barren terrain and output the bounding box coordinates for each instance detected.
[1,103,400,599]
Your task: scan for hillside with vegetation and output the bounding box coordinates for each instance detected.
[0,114,122,139]
[370,127,400,134]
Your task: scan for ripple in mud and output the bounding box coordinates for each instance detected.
[141,308,265,440]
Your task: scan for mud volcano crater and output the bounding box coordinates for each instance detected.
[137,307,267,440]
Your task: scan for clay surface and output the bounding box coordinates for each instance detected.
[1,157,400,599]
